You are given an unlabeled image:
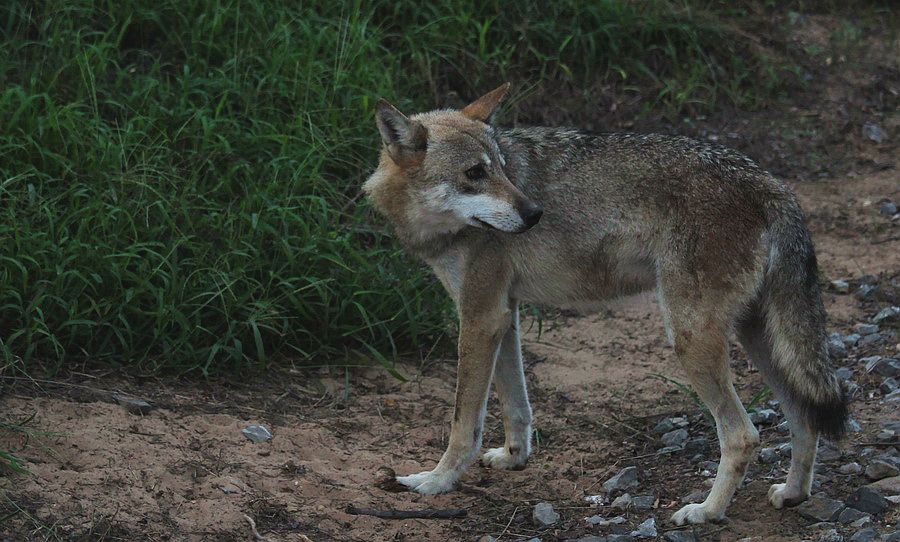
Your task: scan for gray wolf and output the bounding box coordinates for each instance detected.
[363,83,847,525]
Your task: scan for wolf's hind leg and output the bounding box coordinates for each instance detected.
[482,303,532,470]
[659,283,760,525]
[737,307,817,508]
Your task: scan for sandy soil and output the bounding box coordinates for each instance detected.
[0,168,897,541]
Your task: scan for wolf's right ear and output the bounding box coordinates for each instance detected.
[375,99,427,163]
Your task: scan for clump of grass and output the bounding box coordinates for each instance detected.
[0,0,793,375]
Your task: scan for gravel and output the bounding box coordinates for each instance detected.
[532,502,560,527]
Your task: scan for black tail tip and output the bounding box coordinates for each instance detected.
[806,391,850,441]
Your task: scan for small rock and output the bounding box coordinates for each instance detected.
[603,466,639,493]
[241,424,273,443]
[881,378,899,394]
[844,381,861,399]
[670,417,689,428]
[796,494,845,521]
[611,493,632,510]
[859,333,883,347]
[855,284,876,300]
[882,531,900,542]
[866,475,900,497]
[664,531,698,542]
[684,437,709,455]
[862,122,888,143]
[477,536,498,542]
[880,201,898,216]
[839,462,863,475]
[584,494,605,505]
[607,536,635,542]
[843,334,861,346]
[851,516,872,528]
[849,528,877,542]
[631,517,657,539]
[887,389,900,402]
[855,324,879,336]
[661,429,689,448]
[658,445,682,455]
[681,488,710,504]
[585,515,626,526]
[866,357,900,378]
[373,466,406,492]
[532,502,560,527]
[112,394,155,415]
[819,443,842,462]
[835,367,854,382]
[848,419,863,433]
[866,460,899,481]
[831,280,850,293]
[846,487,889,514]
[632,495,656,510]
[750,409,779,425]
[876,430,896,442]
[777,420,791,434]
[817,529,844,542]
[873,306,900,323]
[654,418,675,434]
[838,507,869,524]
[829,338,848,360]
[760,447,779,464]
[778,442,793,457]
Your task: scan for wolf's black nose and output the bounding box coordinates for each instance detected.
[522,206,543,228]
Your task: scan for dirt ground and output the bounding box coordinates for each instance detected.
[1,10,899,542]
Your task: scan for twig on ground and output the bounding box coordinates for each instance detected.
[243,514,274,542]
[345,505,467,519]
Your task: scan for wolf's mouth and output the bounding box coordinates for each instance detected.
[473,218,499,231]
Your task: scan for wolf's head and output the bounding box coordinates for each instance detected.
[363,83,542,245]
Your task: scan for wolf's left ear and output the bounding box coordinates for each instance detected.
[376,99,427,162]
[461,82,511,123]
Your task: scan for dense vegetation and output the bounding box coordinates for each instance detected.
[0,0,793,375]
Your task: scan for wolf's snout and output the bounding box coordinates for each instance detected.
[520,204,543,229]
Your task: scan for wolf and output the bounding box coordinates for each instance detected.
[362,83,847,525]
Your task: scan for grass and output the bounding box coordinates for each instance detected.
[0,0,796,376]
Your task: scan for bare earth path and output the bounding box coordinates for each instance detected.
[0,170,897,541]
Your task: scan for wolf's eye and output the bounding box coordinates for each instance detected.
[464,165,486,180]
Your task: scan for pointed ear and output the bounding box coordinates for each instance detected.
[375,99,427,162]
[461,82,511,123]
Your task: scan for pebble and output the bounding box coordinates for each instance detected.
[632,495,656,510]
[846,487,889,514]
[664,531,698,542]
[661,429,689,448]
[843,333,861,346]
[585,515,626,526]
[866,357,900,378]
[866,460,899,480]
[849,528,877,542]
[886,389,900,402]
[112,394,155,415]
[844,381,861,399]
[837,507,869,524]
[477,536,498,542]
[882,378,899,394]
[848,419,863,432]
[862,121,888,143]
[241,424,273,443]
[684,438,709,455]
[654,418,676,434]
[879,201,898,216]
[855,324,879,336]
[873,306,899,323]
[630,517,657,539]
[603,466,639,493]
[830,280,850,293]
[859,333,884,346]
[839,462,863,475]
[875,430,895,442]
[855,284,876,300]
[829,338,848,359]
[750,409,779,425]
[817,528,844,542]
[796,494,845,521]
[681,488,710,504]
[883,531,900,542]
[611,493,632,510]
[777,420,791,434]
[760,447,779,464]
[835,367,854,382]
[584,494,605,505]
[532,502,559,527]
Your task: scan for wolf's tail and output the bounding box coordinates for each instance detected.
[743,196,848,440]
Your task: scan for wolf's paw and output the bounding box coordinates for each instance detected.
[481,447,528,470]
[395,469,457,495]
[767,483,808,509]
[671,503,725,526]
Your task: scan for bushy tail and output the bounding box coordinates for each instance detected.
[751,200,848,440]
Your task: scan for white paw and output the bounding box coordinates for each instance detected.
[395,469,457,495]
[767,483,807,509]
[671,503,724,525]
[481,447,528,470]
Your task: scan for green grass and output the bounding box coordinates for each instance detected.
[0,0,795,375]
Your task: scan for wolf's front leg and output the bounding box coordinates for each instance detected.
[482,303,532,470]
[397,288,512,494]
